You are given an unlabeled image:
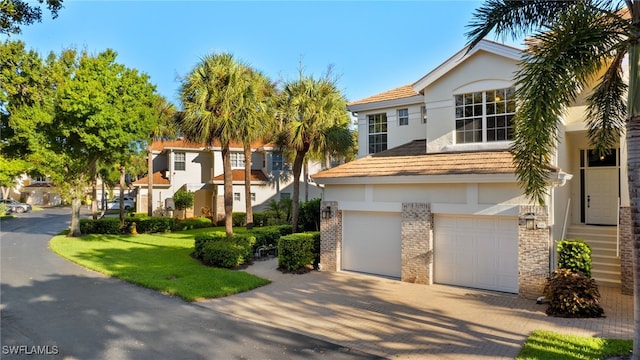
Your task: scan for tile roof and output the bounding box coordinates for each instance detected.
[132,171,170,185]
[212,170,269,183]
[151,139,273,152]
[347,84,418,107]
[312,140,517,180]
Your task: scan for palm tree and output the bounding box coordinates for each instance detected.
[277,69,351,232]
[236,71,275,230]
[147,95,177,216]
[466,0,638,355]
[179,53,267,237]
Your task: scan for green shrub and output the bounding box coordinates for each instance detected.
[172,217,213,231]
[173,189,194,212]
[277,232,318,272]
[249,226,282,248]
[298,198,321,231]
[200,241,245,268]
[0,203,8,215]
[79,218,122,234]
[557,239,592,277]
[194,232,227,258]
[543,268,604,318]
[232,212,246,227]
[252,212,270,227]
[131,217,175,233]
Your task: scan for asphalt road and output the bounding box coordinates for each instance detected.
[0,208,380,360]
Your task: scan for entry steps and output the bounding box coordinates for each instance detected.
[563,225,620,288]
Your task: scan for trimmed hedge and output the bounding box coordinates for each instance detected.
[193,232,256,266]
[79,216,215,235]
[557,239,592,277]
[173,217,214,231]
[277,232,319,271]
[201,241,246,268]
[79,218,121,234]
[194,232,228,258]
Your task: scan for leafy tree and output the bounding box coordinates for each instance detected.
[466,0,638,355]
[0,156,31,199]
[1,41,159,236]
[173,188,194,219]
[277,68,351,232]
[0,0,64,34]
[179,53,271,238]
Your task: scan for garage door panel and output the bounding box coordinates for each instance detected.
[435,215,518,293]
[342,211,401,278]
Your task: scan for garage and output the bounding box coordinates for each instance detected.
[342,211,401,278]
[434,214,518,293]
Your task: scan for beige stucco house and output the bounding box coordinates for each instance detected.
[133,139,323,220]
[312,40,629,298]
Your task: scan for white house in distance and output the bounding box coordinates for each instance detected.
[133,139,323,220]
[312,39,630,298]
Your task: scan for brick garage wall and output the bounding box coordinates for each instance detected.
[401,203,432,285]
[620,206,632,295]
[319,201,341,272]
[518,205,550,299]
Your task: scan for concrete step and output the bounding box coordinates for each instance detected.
[563,225,621,288]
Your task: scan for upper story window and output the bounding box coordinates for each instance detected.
[32,176,51,183]
[230,153,245,168]
[398,108,409,126]
[454,87,515,144]
[272,153,283,171]
[368,113,387,154]
[174,152,186,171]
[421,106,427,124]
[233,192,241,201]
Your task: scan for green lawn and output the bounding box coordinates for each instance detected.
[518,330,632,360]
[49,228,270,301]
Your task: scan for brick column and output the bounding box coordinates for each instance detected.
[319,201,341,272]
[620,206,633,295]
[518,205,550,299]
[401,203,433,285]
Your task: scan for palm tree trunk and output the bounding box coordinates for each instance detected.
[147,143,154,216]
[244,144,254,229]
[304,159,309,202]
[222,146,234,238]
[291,144,309,233]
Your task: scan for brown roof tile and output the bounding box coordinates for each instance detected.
[348,84,418,107]
[151,139,271,152]
[133,171,170,185]
[212,170,269,183]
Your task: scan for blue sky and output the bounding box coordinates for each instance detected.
[9,1,523,106]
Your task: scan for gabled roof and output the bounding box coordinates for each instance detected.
[132,171,170,186]
[412,39,522,94]
[347,84,423,112]
[211,170,269,184]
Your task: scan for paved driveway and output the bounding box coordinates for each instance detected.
[201,259,633,359]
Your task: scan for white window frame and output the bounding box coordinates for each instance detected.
[421,106,427,124]
[454,87,515,144]
[367,113,387,154]
[250,193,256,202]
[398,108,409,126]
[174,152,186,171]
[233,192,241,201]
[230,153,246,169]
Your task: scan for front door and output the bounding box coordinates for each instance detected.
[583,149,619,226]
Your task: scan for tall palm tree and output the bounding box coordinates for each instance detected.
[236,72,275,230]
[147,95,177,216]
[466,0,638,355]
[278,69,351,232]
[179,53,265,237]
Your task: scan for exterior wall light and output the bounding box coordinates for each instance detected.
[321,206,332,219]
[524,212,536,230]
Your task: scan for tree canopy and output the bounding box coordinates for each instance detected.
[1,0,64,34]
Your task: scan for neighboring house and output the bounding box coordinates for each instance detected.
[132,139,323,220]
[15,175,62,206]
[312,39,629,298]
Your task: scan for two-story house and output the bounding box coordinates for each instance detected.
[133,139,323,220]
[312,39,629,298]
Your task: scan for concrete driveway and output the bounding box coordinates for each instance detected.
[201,259,633,359]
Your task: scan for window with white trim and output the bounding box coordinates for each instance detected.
[233,192,241,201]
[454,87,515,144]
[272,153,283,171]
[421,106,427,124]
[230,153,245,168]
[250,193,256,202]
[398,108,409,126]
[174,152,186,171]
[368,113,387,154]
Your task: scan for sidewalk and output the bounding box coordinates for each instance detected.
[200,259,633,359]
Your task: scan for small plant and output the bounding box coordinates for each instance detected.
[543,268,604,318]
[557,239,592,277]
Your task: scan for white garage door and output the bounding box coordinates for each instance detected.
[434,215,518,293]
[342,211,401,278]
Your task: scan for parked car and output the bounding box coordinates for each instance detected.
[0,199,32,213]
[99,199,135,210]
